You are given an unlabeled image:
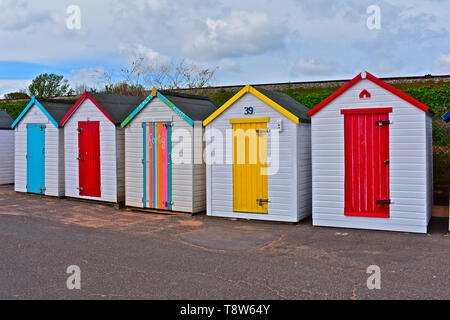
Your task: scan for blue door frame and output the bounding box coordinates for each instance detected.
[27,124,45,194]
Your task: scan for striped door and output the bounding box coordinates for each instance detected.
[26,124,45,194]
[231,119,269,214]
[343,109,391,218]
[143,122,172,210]
[78,121,101,197]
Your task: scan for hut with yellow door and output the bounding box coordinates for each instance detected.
[203,85,311,222]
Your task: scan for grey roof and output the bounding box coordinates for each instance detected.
[0,109,13,129]
[253,87,311,123]
[39,99,77,124]
[159,91,218,121]
[90,93,144,124]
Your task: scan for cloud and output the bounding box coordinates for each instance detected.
[184,10,284,59]
[434,53,450,73]
[68,68,107,90]
[218,59,240,72]
[0,0,53,31]
[294,59,335,75]
[0,79,31,98]
[118,44,171,69]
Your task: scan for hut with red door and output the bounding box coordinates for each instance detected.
[308,71,433,233]
[60,92,142,203]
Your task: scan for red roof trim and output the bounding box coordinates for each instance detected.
[365,73,429,113]
[341,108,393,115]
[59,91,115,126]
[307,72,430,117]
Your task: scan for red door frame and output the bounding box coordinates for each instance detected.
[78,121,101,197]
[341,108,391,218]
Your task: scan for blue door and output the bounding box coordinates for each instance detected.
[27,124,45,194]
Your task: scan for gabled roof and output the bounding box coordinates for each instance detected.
[203,85,310,126]
[307,71,431,117]
[59,91,143,126]
[121,88,218,128]
[0,109,13,129]
[11,97,75,129]
[443,110,450,122]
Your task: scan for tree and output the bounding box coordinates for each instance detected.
[4,91,30,100]
[99,56,217,95]
[28,73,73,98]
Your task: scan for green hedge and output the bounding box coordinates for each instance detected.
[0,101,29,120]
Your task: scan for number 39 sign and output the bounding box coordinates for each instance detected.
[244,107,254,115]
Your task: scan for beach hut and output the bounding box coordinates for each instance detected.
[308,71,434,233]
[11,97,73,196]
[0,109,14,185]
[203,85,312,223]
[120,88,217,213]
[59,92,142,203]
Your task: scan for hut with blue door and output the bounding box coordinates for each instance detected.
[121,88,217,213]
[11,97,74,196]
[0,109,14,185]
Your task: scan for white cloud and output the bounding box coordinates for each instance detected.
[68,68,107,90]
[118,44,171,69]
[294,59,335,75]
[184,10,284,59]
[0,80,31,98]
[435,53,450,73]
[218,59,240,72]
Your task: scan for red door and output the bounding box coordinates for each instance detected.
[342,108,391,218]
[78,121,101,197]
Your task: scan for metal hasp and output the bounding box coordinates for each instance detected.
[376,120,392,126]
[256,199,270,205]
[376,199,391,209]
[77,127,83,134]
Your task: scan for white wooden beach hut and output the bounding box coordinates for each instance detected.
[120,88,217,213]
[203,85,312,223]
[308,71,434,233]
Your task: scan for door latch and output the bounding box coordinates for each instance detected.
[376,200,391,208]
[77,128,83,134]
[256,199,270,205]
[376,120,392,126]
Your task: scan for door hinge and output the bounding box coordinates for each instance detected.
[26,155,32,159]
[77,157,84,161]
[142,199,153,203]
[26,185,32,189]
[163,123,173,128]
[256,199,270,205]
[142,159,152,165]
[376,120,392,126]
[77,187,84,191]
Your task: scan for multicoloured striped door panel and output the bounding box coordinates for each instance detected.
[342,109,391,218]
[26,124,46,194]
[231,118,269,214]
[143,122,172,210]
[78,121,101,197]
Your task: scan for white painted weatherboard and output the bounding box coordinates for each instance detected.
[206,92,311,223]
[0,130,14,184]
[13,103,64,196]
[311,79,432,233]
[124,97,206,213]
[63,99,121,203]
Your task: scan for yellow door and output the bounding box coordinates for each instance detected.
[231,118,269,214]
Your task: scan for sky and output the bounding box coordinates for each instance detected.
[0,0,449,97]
